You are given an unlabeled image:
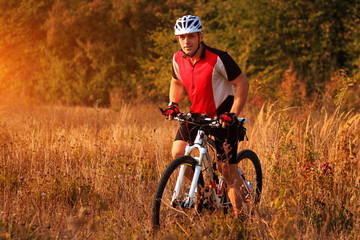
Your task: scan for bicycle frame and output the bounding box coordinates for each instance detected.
[171,128,224,209]
[152,112,262,230]
[170,115,253,209]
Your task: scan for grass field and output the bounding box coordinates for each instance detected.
[0,100,359,239]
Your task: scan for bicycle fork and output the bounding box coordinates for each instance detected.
[171,163,202,208]
[171,131,208,209]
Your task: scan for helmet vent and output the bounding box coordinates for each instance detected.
[174,15,203,35]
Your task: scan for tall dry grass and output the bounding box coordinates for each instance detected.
[0,100,359,239]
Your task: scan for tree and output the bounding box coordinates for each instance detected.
[235,0,360,102]
[0,0,53,98]
[41,0,171,105]
[1,0,359,107]
[131,0,197,102]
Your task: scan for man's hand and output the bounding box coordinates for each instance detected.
[219,112,237,128]
[164,102,180,119]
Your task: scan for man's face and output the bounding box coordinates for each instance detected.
[177,32,203,56]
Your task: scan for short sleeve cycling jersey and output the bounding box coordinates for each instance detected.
[172,44,242,118]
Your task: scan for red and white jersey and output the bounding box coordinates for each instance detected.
[172,44,242,118]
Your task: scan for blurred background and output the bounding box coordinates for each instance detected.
[0,0,359,111]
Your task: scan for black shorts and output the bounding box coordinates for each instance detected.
[174,122,240,164]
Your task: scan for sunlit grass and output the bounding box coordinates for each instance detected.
[0,100,359,239]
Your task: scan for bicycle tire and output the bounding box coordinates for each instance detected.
[152,156,204,230]
[236,150,262,204]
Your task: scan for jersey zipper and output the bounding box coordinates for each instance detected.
[188,58,200,95]
[192,65,195,94]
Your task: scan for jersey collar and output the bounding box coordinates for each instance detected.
[181,42,207,61]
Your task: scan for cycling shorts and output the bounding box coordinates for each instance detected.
[174,122,239,164]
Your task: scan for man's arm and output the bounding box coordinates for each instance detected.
[230,73,249,116]
[169,77,184,104]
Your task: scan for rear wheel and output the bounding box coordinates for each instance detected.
[152,156,204,230]
[236,150,262,206]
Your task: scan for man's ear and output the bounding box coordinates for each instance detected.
[199,32,203,42]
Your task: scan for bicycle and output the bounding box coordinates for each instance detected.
[152,110,262,230]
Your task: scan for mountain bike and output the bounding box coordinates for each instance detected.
[152,111,262,230]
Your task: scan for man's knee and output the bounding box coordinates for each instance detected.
[172,150,183,159]
[171,140,187,159]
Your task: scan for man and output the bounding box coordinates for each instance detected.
[164,15,249,217]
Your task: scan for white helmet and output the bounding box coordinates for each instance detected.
[174,15,202,36]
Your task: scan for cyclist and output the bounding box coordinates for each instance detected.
[164,15,249,217]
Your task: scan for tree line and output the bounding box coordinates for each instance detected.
[1,0,359,108]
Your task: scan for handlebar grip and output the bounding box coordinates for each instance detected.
[238,118,248,123]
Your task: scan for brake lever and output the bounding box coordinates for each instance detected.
[159,107,165,116]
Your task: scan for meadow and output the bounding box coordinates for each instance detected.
[0,99,359,239]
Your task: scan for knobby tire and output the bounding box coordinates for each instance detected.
[236,150,262,204]
[152,156,201,230]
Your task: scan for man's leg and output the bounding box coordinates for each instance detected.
[218,162,246,217]
[171,140,188,159]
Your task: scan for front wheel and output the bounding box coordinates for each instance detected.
[236,150,262,205]
[152,156,203,231]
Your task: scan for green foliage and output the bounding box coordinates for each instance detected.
[135,28,178,101]
[235,0,360,99]
[40,0,163,105]
[132,1,198,102]
[0,0,359,107]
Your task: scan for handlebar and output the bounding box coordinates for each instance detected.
[159,107,248,128]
